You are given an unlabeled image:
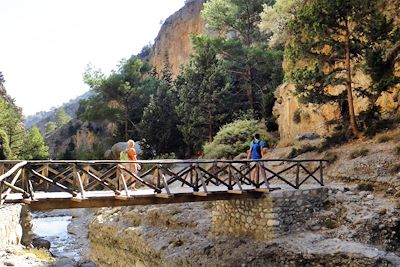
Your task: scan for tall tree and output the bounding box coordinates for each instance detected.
[176,36,235,151]
[259,0,306,47]
[140,59,183,157]
[0,98,24,157]
[287,0,399,137]
[201,0,283,121]
[80,56,158,140]
[20,126,49,160]
[55,108,71,126]
[0,129,11,160]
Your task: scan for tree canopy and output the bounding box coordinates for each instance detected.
[202,0,284,124]
[286,0,399,137]
[80,56,158,141]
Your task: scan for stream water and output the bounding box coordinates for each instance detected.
[31,213,81,262]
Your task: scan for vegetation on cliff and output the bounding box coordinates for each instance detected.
[77,0,284,159]
[286,0,400,137]
[202,0,284,126]
[71,0,399,160]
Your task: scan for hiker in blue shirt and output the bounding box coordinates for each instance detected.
[247,133,265,160]
[247,133,265,182]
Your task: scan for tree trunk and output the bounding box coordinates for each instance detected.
[245,65,254,113]
[344,19,362,138]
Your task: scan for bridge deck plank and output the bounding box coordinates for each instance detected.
[3,184,321,210]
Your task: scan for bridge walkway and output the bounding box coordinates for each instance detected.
[0,159,326,210]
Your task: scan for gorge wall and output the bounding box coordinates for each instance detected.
[274,64,400,143]
[46,120,115,158]
[147,0,400,143]
[273,0,400,143]
[148,0,205,77]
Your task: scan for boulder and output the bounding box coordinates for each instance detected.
[295,132,320,141]
[103,149,112,159]
[32,237,50,249]
[109,141,142,159]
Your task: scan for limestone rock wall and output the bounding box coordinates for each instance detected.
[274,63,400,143]
[148,0,206,77]
[46,120,116,158]
[0,204,32,248]
[212,187,329,239]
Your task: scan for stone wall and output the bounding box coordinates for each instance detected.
[0,204,32,248]
[212,187,329,240]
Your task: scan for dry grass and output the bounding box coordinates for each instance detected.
[17,248,55,262]
[350,148,369,159]
[376,134,391,143]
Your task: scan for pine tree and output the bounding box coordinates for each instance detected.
[55,108,71,127]
[201,0,283,120]
[21,126,49,160]
[287,0,399,137]
[140,59,183,157]
[81,56,158,140]
[176,36,236,151]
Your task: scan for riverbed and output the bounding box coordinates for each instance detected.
[31,209,94,266]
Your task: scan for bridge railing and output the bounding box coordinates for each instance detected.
[0,159,327,206]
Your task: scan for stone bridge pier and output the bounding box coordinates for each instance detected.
[212,187,329,240]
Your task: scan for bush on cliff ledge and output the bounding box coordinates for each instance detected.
[203,119,268,159]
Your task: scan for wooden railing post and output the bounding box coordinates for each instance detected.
[82,164,89,186]
[320,161,324,186]
[43,164,49,191]
[296,162,300,189]
[194,164,199,192]
[0,179,3,205]
[72,164,78,190]
[0,163,4,175]
[255,161,260,187]
[228,163,233,190]
[116,164,121,190]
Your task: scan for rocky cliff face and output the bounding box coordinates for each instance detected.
[45,120,116,159]
[148,0,205,77]
[273,2,400,143]
[274,64,400,144]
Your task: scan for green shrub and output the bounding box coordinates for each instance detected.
[203,119,268,159]
[356,183,374,191]
[350,148,369,159]
[319,128,352,151]
[376,134,391,143]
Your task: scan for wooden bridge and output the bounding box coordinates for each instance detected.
[0,159,326,210]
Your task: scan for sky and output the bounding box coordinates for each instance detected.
[0,0,185,116]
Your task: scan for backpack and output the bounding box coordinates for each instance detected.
[120,150,129,160]
[251,140,263,159]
